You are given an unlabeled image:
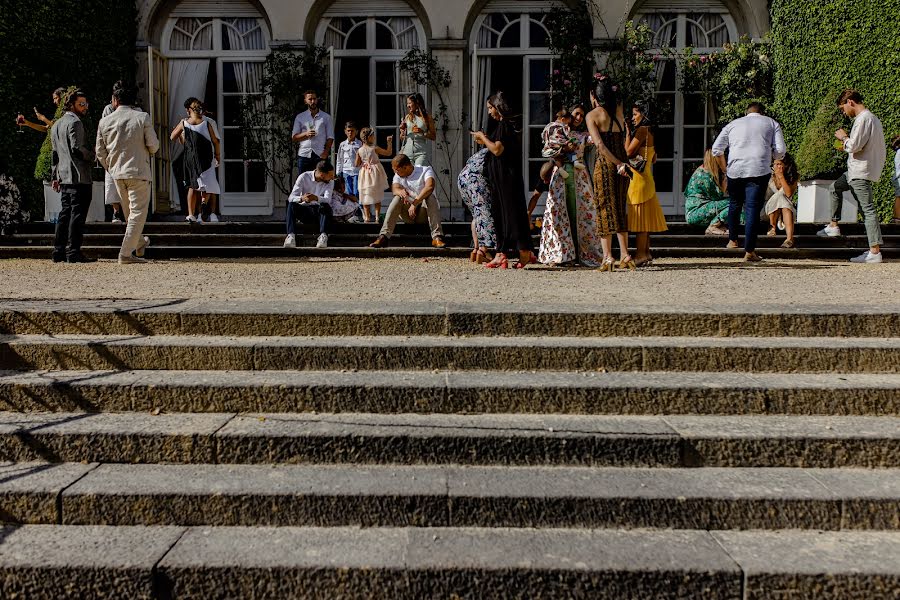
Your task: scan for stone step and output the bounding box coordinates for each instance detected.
[1,245,898,261]
[3,300,898,338]
[3,233,895,249]
[2,461,897,529]
[1,411,898,468]
[3,525,898,599]
[2,334,898,373]
[3,370,897,416]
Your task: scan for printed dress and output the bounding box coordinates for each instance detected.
[593,122,629,235]
[684,167,730,227]
[539,132,603,266]
[457,147,496,249]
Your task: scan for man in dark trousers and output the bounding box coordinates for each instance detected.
[51,89,96,263]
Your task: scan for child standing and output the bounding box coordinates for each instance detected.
[356,127,393,223]
[336,121,362,199]
[765,153,800,248]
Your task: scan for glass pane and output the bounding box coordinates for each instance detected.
[657,60,676,92]
[655,94,676,125]
[247,161,266,192]
[529,94,551,125]
[223,95,242,127]
[376,96,396,128]
[529,20,549,48]
[529,60,550,91]
[528,126,544,157]
[222,62,239,94]
[683,94,706,126]
[655,127,674,158]
[683,127,705,159]
[375,22,394,49]
[499,21,520,48]
[375,62,396,93]
[347,24,367,49]
[654,161,673,193]
[223,128,244,159]
[224,162,244,193]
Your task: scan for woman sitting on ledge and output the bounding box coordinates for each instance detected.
[684,148,730,236]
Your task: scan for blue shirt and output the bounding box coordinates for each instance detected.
[712,113,787,179]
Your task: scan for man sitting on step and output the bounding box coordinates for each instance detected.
[370,154,445,248]
[284,160,336,250]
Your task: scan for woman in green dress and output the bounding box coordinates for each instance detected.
[684,148,730,236]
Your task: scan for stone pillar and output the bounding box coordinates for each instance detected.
[428,42,467,221]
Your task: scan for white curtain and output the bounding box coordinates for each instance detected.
[476,56,492,132]
[331,53,341,130]
[168,59,210,209]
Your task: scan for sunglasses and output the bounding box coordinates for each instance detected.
[76,101,88,107]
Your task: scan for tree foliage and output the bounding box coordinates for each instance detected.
[772,0,900,219]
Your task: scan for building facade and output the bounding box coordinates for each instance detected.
[137,0,771,218]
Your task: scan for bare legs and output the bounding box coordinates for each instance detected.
[599,232,633,270]
[634,232,652,265]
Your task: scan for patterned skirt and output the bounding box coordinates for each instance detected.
[458,149,496,249]
[593,157,629,235]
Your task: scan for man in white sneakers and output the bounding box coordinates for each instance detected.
[284,160,336,249]
[817,89,886,263]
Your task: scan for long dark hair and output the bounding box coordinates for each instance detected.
[780,152,799,185]
[631,101,657,137]
[406,93,429,119]
[487,91,521,132]
[591,77,618,118]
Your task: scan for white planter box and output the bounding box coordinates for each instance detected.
[797,179,858,223]
[43,182,107,223]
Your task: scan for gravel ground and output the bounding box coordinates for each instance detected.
[0,257,898,309]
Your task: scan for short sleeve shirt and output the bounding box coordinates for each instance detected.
[392,165,436,199]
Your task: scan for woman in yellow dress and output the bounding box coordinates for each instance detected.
[625,102,668,267]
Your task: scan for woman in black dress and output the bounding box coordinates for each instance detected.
[470,91,536,269]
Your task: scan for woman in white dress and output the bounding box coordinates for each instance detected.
[171,99,220,223]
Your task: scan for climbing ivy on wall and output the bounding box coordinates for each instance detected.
[772,0,900,221]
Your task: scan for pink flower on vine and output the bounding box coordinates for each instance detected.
[563,79,571,86]
[553,69,560,75]
[699,55,709,63]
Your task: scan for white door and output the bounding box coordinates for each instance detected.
[373,58,416,184]
[218,58,272,215]
[524,56,553,193]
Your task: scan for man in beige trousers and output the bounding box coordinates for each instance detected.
[95,81,160,264]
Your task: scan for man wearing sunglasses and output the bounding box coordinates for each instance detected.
[51,89,96,263]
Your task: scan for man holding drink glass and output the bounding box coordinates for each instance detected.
[291,91,334,177]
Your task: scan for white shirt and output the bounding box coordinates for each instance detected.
[392,165,436,201]
[712,113,787,179]
[336,139,362,176]
[292,109,334,158]
[842,109,886,182]
[287,171,334,204]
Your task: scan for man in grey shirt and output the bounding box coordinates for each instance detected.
[712,102,787,262]
[51,89,96,263]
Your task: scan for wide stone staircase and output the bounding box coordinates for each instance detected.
[0,300,898,598]
[1,220,898,260]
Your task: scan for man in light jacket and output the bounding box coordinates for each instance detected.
[51,89,96,263]
[817,89,886,264]
[712,101,786,262]
[95,81,160,264]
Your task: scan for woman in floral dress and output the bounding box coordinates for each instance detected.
[458,143,496,262]
[538,105,603,266]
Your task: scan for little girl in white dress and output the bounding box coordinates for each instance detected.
[355,127,393,223]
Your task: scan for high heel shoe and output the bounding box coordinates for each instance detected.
[485,253,508,269]
[617,256,636,271]
[474,248,491,264]
[598,257,614,272]
[469,250,478,262]
[515,251,538,269]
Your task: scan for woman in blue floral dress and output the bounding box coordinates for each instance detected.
[458,145,497,262]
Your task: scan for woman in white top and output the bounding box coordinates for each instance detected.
[171,99,220,223]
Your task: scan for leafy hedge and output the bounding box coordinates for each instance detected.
[0,0,137,218]
[772,0,900,221]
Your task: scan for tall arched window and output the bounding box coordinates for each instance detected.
[637,1,738,216]
[316,1,427,188]
[161,0,271,216]
[471,3,555,194]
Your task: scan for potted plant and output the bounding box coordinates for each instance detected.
[795,95,855,222]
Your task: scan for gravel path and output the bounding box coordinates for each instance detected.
[1,257,897,309]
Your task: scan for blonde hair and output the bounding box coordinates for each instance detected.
[360,127,375,146]
[703,148,726,193]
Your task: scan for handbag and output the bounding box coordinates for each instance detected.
[628,141,648,174]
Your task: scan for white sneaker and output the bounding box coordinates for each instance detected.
[283,234,296,248]
[850,251,883,264]
[196,215,204,224]
[209,214,219,223]
[817,224,841,237]
[111,216,123,224]
[185,215,197,223]
[316,233,328,249]
[135,236,150,258]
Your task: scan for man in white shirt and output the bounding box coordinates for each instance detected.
[291,91,334,177]
[712,102,786,262]
[284,160,336,249]
[335,121,362,198]
[370,154,445,248]
[96,81,160,264]
[817,89,886,264]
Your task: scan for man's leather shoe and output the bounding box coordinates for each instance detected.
[370,235,389,248]
[431,237,446,248]
[67,254,97,263]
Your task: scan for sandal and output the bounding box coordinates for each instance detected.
[766,227,777,237]
[781,239,796,249]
